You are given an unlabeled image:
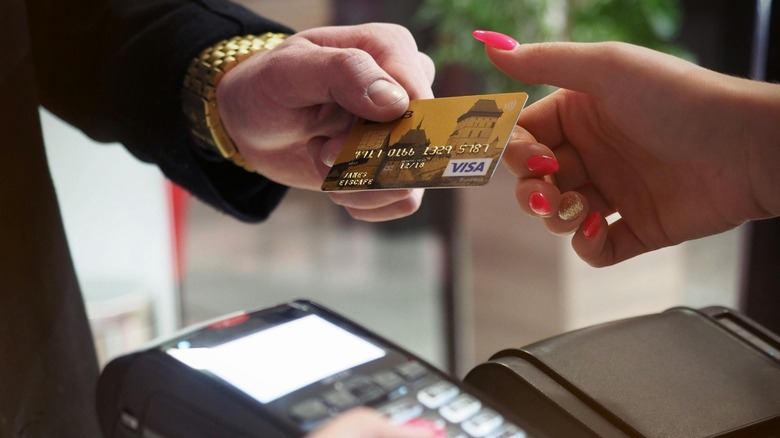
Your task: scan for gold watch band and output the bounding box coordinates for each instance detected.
[182,32,289,171]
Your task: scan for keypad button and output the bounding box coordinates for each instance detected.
[289,399,329,423]
[379,398,424,424]
[322,389,358,410]
[405,417,447,435]
[396,361,428,381]
[416,411,447,430]
[418,381,460,409]
[372,371,405,392]
[461,408,503,437]
[440,394,482,424]
[445,425,468,438]
[344,376,386,404]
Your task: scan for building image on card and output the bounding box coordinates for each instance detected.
[322,94,526,191]
[378,98,505,188]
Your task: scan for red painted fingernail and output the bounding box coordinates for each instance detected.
[527,155,559,175]
[529,192,551,216]
[582,211,602,238]
[473,30,519,51]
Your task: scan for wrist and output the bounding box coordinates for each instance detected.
[182,33,289,172]
[731,78,780,218]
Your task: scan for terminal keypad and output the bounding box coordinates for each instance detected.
[288,360,529,437]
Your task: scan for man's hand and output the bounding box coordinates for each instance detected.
[217,23,435,221]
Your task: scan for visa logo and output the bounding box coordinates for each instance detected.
[442,158,493,177]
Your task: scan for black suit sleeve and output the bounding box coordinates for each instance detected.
[27,0,294,222]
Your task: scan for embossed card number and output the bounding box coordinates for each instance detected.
[321,92,528,191]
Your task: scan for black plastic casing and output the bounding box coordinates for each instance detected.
[464,306,780,438]
[97,300,534,438]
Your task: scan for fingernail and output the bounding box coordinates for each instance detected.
[558,192,584,221]
[527,155,559,175]
[473,30,519,51]
[529,191,551,216]
[368,79,407,107]
[582,211,602,238]
[321,149,338,167]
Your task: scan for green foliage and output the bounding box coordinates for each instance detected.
[569,0,684,51]
[415,0,687,97]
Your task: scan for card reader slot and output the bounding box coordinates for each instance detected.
[698,306,780,363]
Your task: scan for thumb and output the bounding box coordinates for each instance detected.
[320,46,411,121]
[264,39,411,122]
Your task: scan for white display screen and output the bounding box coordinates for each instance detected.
[167,315,386,403]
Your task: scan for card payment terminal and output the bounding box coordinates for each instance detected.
[97,300,533,438]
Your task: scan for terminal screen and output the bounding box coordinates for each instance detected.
[167,314,386,403]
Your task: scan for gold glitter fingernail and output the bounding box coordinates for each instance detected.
[558,192,584,221]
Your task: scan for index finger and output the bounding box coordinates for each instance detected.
[484,41,666,96]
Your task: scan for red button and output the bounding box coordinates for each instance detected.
[404,418,446,437]
[208,313,250,329]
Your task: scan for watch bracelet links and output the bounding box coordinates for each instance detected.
[182,32,289,172]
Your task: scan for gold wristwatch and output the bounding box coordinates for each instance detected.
[182,33,289,171]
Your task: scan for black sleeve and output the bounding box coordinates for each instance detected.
[27,0,294,222]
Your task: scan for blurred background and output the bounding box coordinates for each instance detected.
[43,0,778,377]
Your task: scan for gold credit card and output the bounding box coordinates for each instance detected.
[321,92,528,191]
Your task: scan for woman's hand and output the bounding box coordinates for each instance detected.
[474,32,780,266]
